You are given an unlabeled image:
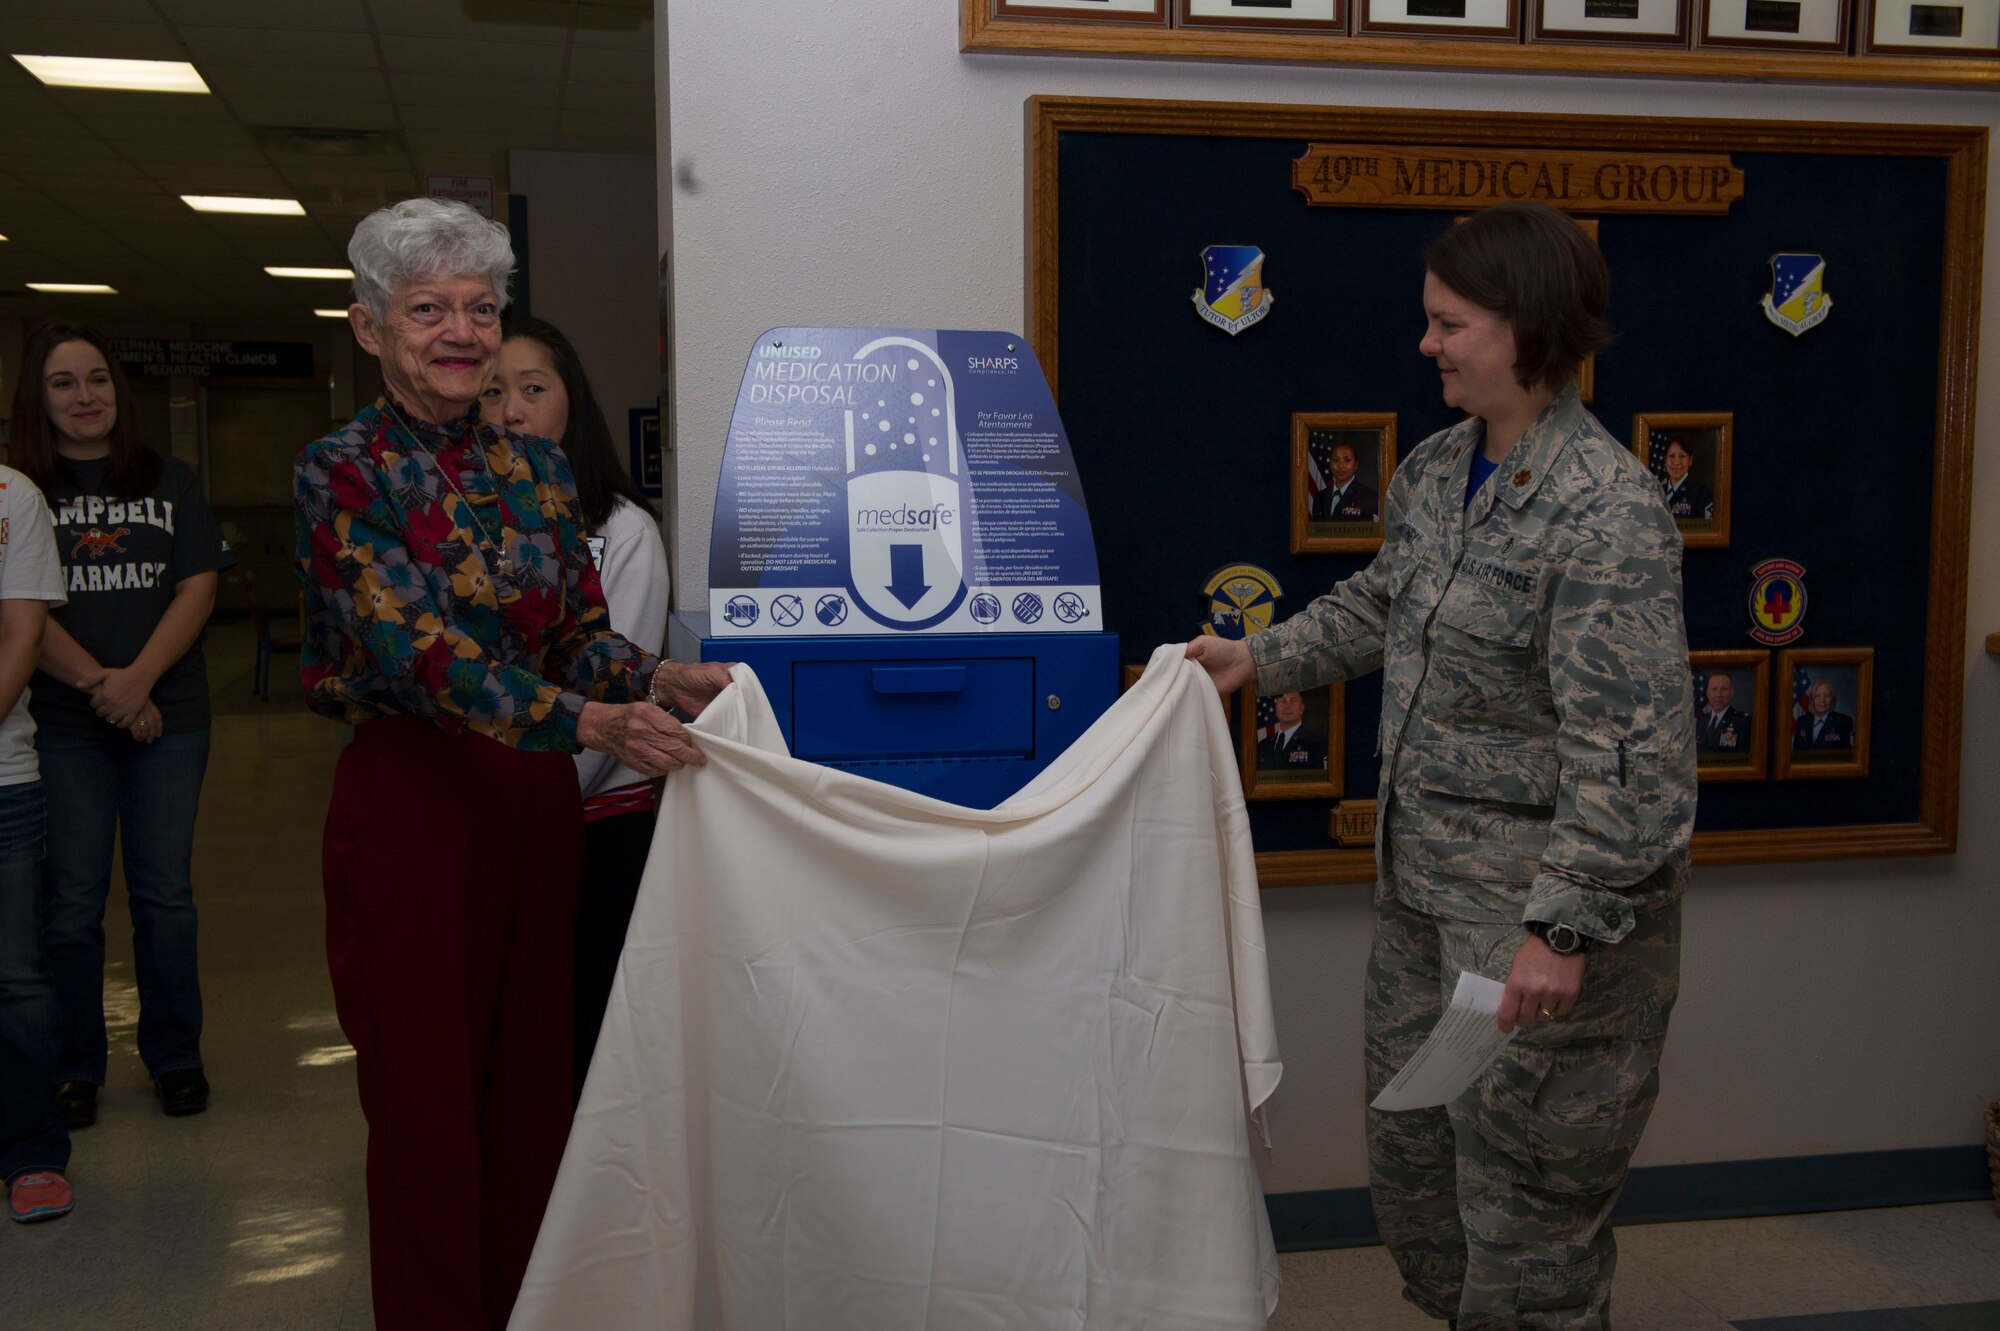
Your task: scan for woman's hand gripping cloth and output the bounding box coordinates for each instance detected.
[511,642,1283,1331]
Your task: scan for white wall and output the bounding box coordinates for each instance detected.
[662,1,2000,1194]
[508,149,659,461]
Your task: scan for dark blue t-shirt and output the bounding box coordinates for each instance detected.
[1466,451,1501,509]
[31,453,233,738]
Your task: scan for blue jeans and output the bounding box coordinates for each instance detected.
[39,728,210,1084]
[0,780,68,1183]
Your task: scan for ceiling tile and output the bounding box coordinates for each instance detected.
[80,115,256,147]
[154,165,297,194]
[372,0,574,42]
[1,18,186,60]
[0,0,163,18]
[28,173,171,198]
[155,0,370,29]
[226,97,399,131]
[46,87,236,122]
[377,33,565,83]
[14,159,158,188]
[568,3,651,48]
[563,43,651,85]
[174,25,381,70]
[404,128,547,159]
[397,102,553,136]
[554,108,653,146]
[274,159,416,188]
[203,63,390,103]
[390,71,560,111]
[560,79,650,117]
[118,142,272,169]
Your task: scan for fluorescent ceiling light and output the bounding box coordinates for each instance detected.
[0,234,9,242]
[265,266,353,280]
[28,283,118,294]
[183,195,305,216]
[313,308,350,319]
[12,55,209,94]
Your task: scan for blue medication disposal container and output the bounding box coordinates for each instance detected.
[669,327,1117,809]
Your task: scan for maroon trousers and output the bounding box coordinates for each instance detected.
[323,717,583,1331]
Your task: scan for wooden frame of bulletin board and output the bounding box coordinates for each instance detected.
[1026,97,1982,887]
[966,0,2000,87]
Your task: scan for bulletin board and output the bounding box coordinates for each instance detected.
[1027,97,1982,885]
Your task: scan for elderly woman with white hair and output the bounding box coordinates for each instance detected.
[293,197,728,1330]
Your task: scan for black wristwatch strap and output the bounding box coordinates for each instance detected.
[1526,920,1587,954]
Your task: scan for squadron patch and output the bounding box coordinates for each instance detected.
[1201,562,1283,639]
[1760,253,1831,336]
[1747,557,1808,646]
[1193,246,1273,336]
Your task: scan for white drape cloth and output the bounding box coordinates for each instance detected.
[511,643,1282,1331]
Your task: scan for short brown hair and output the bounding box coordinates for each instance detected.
[9,321,159,499]
[1424,203,1613,394]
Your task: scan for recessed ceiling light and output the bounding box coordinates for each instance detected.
[265,266,353,280]
[12,55,209,94]
[313,308,350,319]
[183,195,305,216]
[27,283,118,294]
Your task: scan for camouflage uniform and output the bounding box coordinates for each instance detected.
[1251,386,1695,1329]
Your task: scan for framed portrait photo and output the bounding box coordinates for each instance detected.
[1697,0,1849,49]
[1291,413,1397,555]
[1530,0,1690,45]
[1180,0,1347,26]
[1355,0,1521,37]
[1633,412,1731,549]
[1239,683,1345,801]
[995,0,1170,20]
[1861,0,2000,53]
[1689,649,1769,782]
[1774,647,1873,781]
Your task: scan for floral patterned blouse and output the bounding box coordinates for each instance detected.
[294,396,655,750]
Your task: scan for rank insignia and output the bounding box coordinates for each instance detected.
[1512,469,1532,487]
[1747,557,1808,645]
[1760,253,1831,336]
[1193,246,1273,336]
[1202,563,1283,639]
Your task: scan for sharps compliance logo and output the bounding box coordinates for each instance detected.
[843,337,970,630]
[1193,246,1273,336]
[1760,254,1831,337]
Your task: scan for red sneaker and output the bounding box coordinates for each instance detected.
[8,1171,74,1223]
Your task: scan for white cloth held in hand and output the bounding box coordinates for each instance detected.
[511,643,1282,1330]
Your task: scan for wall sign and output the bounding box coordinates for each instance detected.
[108,338,313,379]
[1292,143,1745,212]
[707,328,1102,637]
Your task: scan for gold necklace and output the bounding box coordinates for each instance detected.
[382,397,516,582]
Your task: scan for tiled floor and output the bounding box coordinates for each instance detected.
[5,625,1999,1327]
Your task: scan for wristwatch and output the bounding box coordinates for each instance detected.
[1527,920,1586,955]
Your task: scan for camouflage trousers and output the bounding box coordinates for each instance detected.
[1364,889,1679,1330]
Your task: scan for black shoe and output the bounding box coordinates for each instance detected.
[54,1081,97,1130]
[155,1068,209,1117]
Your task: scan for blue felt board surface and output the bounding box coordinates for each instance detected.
[1054,130,1945,854]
